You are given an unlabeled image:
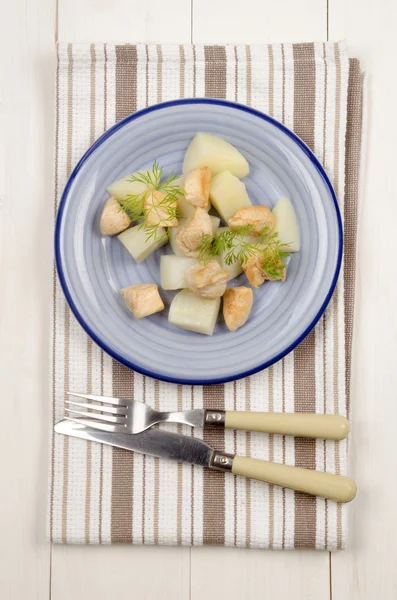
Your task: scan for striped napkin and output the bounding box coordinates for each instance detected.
[49,42,363,549]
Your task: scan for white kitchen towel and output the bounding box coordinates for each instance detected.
[49,42,362,549]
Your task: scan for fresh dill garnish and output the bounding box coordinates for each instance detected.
[196,226,290,281]
[119,160,184,240]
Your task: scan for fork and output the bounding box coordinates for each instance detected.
[65,392,350,440]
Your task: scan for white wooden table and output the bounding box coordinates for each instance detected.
[1,0,396,598]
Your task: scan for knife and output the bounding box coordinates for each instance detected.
[54,420,356,502]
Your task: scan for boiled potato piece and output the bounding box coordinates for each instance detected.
[183,133,249,178]
[210,171,252,222]
[169,216,220,256]
[117,225,167,263]
[168,289,221,336]
[272,196,300,252]
[160,256,197,290]
[215,227,258,281]
[107,169,154,203]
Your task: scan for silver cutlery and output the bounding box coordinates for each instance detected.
[55,419,356,502]
[65,391,350,440]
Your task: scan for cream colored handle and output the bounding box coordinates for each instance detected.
[232,456,356,502]
[225,411,349,440]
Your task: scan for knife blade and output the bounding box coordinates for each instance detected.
[55,419,215,468]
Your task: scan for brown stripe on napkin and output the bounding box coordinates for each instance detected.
[345,59,363,413]
[203,384,226,545]
[204,46,227,99]
[292,42,317,549]
[115,45,138,121]
[111,362,135,543]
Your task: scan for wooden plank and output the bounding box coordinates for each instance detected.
[0,0,55,598]
[330,1,397,598]
[192,0,326,43]
[191,3,330,599]
[58,0,191,43]
[51,546,190,599]
[191,548,330,600]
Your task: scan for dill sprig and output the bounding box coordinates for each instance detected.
[196,226,290,281]
[119,160,184,240]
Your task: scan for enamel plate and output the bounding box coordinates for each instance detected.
[55,99,342,384]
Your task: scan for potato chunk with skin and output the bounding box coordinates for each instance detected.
[242,244,286,288]
[228,206,276,236]
[185,261,229,299]
[184,167,212,208]
[144,190,178,228]
[169,289,221,336]
[175,207,213,257]
[223,287,254,331]
[100,197,131,236]
[120,284,164,319]
[209,171,252,222]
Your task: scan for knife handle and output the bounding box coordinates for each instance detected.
[230,455,356,503]
[221,411,350,440]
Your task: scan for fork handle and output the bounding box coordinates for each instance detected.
[220,411,349,440]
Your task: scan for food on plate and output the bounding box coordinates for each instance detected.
[175,207,213,257]
[174,176,211,218]
[169,216,220,256]
[100,133,299,335]
[100,196,131,236]
[144,190,178,227]
[185,261,229,299]
[107,169,155,203]
[120,283,164,319]
[223,287,254,331]
[209,171,252,222]
[184,167,212,208]
[183,133,249,178]
[212,227,258,281]
[160,256,197,290]
[272,196,300,252]
[117,225,167,263]
[242,241,287,287]
[168,289,221,335]
[228,205,275,236]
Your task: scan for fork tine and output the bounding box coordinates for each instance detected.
[64,416,124,433]
[67,391,128,407]
[65,400,126,416]
[65,407,126,424]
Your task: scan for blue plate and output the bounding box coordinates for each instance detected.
[56,99,342,385]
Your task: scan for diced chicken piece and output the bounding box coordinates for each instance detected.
[185,261,229,299]
[175,207,213,257]
[223,287,254,331]
[144,190,178,228]
[120,283,164,319]
[100,196,131,236]
[242,244,286,288]
[170,216,219,256]
[228,205,276,236]
[184,167,212,208]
